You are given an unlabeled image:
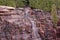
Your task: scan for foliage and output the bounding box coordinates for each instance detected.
[0,0,60,11]
[51,4,58,27]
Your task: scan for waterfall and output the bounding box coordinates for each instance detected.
[24,7,42,40]
[30,19,41,40]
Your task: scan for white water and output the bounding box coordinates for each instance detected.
[24,7,42,40]
[30,19,41,40]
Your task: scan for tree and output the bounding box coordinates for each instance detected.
[51,4,58,27]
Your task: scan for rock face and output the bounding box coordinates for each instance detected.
[0,6,59,40]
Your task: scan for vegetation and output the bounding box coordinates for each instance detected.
[51,4,58,27]
[0,0,60,11]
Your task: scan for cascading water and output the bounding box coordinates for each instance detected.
[31,20,41,40]
[24,7,42,40]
